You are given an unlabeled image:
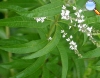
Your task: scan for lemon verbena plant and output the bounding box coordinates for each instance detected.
[0,0,100,78]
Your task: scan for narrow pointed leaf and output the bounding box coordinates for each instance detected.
[23,26,61,59]
[0,59,34,69]
[8,1,63,17]
[0,16,50,28]
[83,48,100,58]
[11,56,46,78]
[0,0,41,9]
[57,43,68,78]
[85,16,100,24]
[0,39,47,54]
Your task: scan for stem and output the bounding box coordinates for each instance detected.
[47,15,59,38]
[3,0,14,76]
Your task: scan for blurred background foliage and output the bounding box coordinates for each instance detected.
[0,0,100,78]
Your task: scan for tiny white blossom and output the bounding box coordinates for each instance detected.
[61,30,65,33]
[34,17,46,23]
[61,5,70,20]
[78,19,84,23]
[65,10,70,16]
[74,12,78,16]
[69,26,72,29]
[62,33,67,38]
[66,38,70,42]
[77,13,81,18]
[70,41,77,50]
[48,37,52,41]
[69,41,77,50]
[73,6,76,10]
[81,15,84,19]
[70,19,73,23]
[78,9,82,13]
[70,35,73,39]
[62,5,66,9]
[87,27,92,32]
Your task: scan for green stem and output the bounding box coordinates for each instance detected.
[3,0,14,76]
[47,15,60,38]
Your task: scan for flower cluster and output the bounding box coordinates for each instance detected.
[61,30,82,58]
[73,6,93,38]
[61,5,70,20]
[78,24,92,37]
[34,17,46,23]
[74,9,85,23]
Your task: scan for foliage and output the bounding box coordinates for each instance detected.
[0,0,100,78]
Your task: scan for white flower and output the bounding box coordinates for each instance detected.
[48,37,52,41]
[69,26,72,29]
[61,30,65,33]
[61,5,70,20]
[66,38,70,42]
[70,35,73,39]
[78,19,84,23]
[78,9,82,13]
[34,17,46,23]
[69,41,77,50]
[81,15,84,19]
[70,19,73,23]
[87,27,92,32]
[65,10,70,16]
[77,13,81,18]
[74,23,76,27]
[69,41,75,45]
[62,5,66,9]
[62,33,67,38]
[73,6,76,10]
[74,12,78,16]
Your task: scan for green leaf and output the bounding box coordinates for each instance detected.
[8,1,63,17]
[0,28,7,39]
[42,66,50,78]
[25,70,41,78]
[46,62,61,77]
[73,59,85,78]
[76,0,87,8]
[82,33,88,46]
[23,26,61,59]
[85,16,100,24]
[57,43,68,78]
[95,0,100,10]
[92,66,100,71]
[0,39,47,54]
[0,0,41,9]
[83,48,100,58]
[0,16,50,28]
[11,56,46,78]
[0,59,34,69]
[0,39,27,46]
[50,0,61,3]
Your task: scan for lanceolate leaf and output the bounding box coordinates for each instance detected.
[0,0,41,9]
[83,48,100,58]
[8,1,63,17]
[42,66,50,78]
[0,59,34,69]
[23,26,61,59]
[57,43,68,78]
[0,39,48,54]
[85,16,100,24]
[46,63,61,77]
[11,56,46,78]
[0,16,50,28]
